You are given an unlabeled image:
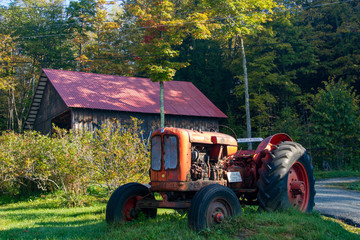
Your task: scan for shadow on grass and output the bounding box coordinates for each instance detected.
[0,220,107,239]
[2,212,104,223]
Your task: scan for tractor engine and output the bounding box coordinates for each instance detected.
[149,127,238,192]
[189,143,258,191]
[190,144,222,181]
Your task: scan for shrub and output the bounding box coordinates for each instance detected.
[91,118,150,190]
[0,118,150,204]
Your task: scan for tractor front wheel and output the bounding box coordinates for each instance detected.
[257,141,315,212]
[188,184,241,231]
[106,183,157,224]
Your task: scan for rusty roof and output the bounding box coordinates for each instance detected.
[42,69,227,118]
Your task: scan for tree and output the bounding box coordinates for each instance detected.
[124,0,213,128]
[308,79,360,170]
[0,34,33,132]
[0,0,77,132]
[286,0,360,92]
[66,0,100,72]
[1,0,76,69]
[205,0,279,148]
[174,38,234,113]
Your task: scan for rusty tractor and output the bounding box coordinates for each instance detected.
[106,127,315,231]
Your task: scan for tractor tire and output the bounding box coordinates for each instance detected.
[188,184,241,232]
[257,141,315,212]
[106,182,157,224]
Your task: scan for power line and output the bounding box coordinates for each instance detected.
[1,30,359,66]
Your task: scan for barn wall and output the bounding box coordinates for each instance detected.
[72,108,220,139]
[33,81,69,134]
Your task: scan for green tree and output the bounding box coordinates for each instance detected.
[0,0,76,69]
[287,0,360,92]
[205,0,279,145]
[174,38,234,112]
[229,11,303,137]
[308,79,360,170]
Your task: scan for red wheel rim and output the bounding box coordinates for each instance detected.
[206,198,232,227]
[287,161,310,211]
[123,197,137,221]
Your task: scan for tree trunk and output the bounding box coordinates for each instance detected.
[160,81,165,128]
[240,37,252,150]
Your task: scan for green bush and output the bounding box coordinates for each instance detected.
[0,118,150,203]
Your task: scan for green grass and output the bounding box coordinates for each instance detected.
[0,196,359,240]
[314,170,360,180]
[328,179,360,192]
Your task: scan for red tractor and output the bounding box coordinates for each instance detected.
[106,127,315,231]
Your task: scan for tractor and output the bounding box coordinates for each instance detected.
[106,127,315,231]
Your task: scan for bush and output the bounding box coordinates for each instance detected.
[0,118,150,204]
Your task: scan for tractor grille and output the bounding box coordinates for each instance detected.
[151,135,178,171]
[164,135,178,169]
[151,136,161,171]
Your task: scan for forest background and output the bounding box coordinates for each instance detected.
[0,0,360,198]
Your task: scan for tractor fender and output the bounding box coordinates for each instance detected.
[253,133,293,165]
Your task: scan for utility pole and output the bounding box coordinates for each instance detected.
[240,37,252,150]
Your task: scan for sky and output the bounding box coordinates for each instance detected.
[0,0,13,6]
[0,0,76,7]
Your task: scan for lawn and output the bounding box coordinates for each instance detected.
[0,195,359,240]
[314,170,360,180]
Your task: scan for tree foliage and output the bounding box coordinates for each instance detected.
[308,80,360,170]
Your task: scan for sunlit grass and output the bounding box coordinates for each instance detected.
[1,195,359,240]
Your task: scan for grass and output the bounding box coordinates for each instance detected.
[0,195,359,240]
[314,170,360,180]
[327,179,360,192]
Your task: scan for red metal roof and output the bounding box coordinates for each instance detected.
[43,69,227,118]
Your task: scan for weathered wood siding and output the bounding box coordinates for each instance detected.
[32,81,68,134]
[72,108,219,138]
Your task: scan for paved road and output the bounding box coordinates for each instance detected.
[314,177,360,227]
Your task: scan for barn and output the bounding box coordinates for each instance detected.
[24,69,227,137]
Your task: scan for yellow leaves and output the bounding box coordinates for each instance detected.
[102,21,119,30]
[75,54,90,62]
[187,12,214,40]
[129,5,145,18]
[97,0,107,4]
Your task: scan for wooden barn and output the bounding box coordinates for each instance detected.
[24,69,227,136]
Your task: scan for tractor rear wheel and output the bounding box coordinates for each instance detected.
[188,184,241,231]
[257,141,315,212]
[106,183,157,224]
